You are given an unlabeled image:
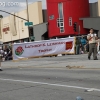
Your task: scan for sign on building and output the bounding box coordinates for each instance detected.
[3,27,10,34]
[49,15,54,20]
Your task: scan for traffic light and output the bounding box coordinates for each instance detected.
[73,22,77,32]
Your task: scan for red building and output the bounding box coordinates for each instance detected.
[46,0,90,38]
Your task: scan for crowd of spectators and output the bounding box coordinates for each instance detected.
[0,45,12,61]
[75,36,89,55]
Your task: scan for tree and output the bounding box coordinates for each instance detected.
[0,15,3,18]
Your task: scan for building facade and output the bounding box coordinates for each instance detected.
[0,1,44,43]
[46,0,90,38]
[1,0,100,44]
[80,0,100,37]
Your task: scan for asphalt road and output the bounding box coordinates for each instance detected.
[2,54,100,69]
[0,68,100,100]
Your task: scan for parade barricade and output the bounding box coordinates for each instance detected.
[12,37,76,60]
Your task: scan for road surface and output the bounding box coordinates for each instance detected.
[0,68,100,100]
[2,54,100,69]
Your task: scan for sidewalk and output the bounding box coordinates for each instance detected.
[1,54,100,69]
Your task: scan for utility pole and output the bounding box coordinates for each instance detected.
[26,0,30,42]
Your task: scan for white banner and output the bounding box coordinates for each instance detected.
[13,37,75,60]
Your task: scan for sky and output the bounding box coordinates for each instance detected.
[0,0,98,17]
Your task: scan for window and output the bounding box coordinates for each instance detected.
[57,19,59,27]
[57,22,60,27]
[57,18,64,33]
[60,29,64,33]
[57,18,64,27]
[57,3,65,33]
[69,17,72,26]
[60,27,64,33]
[60,23,63,26]
[58,3,63,19]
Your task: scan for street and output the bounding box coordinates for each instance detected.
[0,0,99,99]
[2,54,100,69]
[0,67,100,100]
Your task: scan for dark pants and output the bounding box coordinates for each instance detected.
[88,43,97,59]
[76,45,80,55]
[86,44,89,52]
[0,56,2,62]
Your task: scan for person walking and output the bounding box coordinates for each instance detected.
[87,28,98,60]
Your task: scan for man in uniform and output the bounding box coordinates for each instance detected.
[87,28,98,60]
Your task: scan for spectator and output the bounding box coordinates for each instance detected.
[75,37,81,55]
[5,47,12,61]
[80,36,87,53]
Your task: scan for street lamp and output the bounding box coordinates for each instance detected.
[26,0,29,22]
[26,0,30,42]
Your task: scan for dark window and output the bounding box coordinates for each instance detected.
[60,27,64,33]
[60,23,63,26]
[57,23,60,27]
